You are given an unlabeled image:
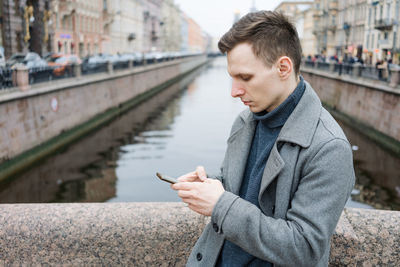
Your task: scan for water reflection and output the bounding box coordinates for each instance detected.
[0,57,399,210]
[0,65,209,203]
[339,121,400,210]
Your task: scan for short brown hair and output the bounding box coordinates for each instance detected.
[218,11,302,75]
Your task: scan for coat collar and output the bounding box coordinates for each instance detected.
[238,81,321,148]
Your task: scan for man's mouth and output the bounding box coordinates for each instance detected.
[242,100,251,105]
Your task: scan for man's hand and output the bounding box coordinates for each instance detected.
[176,166,208,183]
[172,178,225,216]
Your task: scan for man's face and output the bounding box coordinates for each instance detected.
[227,43,285,113]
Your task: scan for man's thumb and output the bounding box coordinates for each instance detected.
[196,165,207,181]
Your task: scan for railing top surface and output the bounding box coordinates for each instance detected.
[0,203,398,266]
[0,55,207,104]
[301,64,400,96]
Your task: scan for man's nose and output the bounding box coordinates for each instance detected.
[231,80,245,98]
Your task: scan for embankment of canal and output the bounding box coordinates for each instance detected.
[301,67,400,155]
[0,203,398,266]
[0,55,209,181]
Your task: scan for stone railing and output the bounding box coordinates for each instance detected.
[0,203,398,266]
[301,60,400,88]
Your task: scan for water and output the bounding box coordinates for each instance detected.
[0,57,399,210]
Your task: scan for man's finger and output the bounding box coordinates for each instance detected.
[177,173,198,182]
[177,190,193,199]
[196,166,207,181]
[172,181,200,190]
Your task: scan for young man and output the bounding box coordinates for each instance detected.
[172,11,355,267]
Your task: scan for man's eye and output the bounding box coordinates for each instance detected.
[241,76,251,81]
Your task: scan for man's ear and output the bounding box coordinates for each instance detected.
[276,56,293,80]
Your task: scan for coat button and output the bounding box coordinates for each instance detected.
[213,223,219,232]
[196,252,203,261]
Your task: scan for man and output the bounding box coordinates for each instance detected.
[172,11,355,267]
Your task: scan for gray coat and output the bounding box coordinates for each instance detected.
[186,82,355,267]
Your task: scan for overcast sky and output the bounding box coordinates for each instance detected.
[174,0,285,38]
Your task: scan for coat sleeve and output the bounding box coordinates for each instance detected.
[211,138,355,267]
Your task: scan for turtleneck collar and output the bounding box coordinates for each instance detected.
[253,76,305,128]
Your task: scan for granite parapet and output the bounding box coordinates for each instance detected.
[0,203,398,266]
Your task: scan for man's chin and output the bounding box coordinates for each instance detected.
[249,106,261,113]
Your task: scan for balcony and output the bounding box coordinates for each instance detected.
[378,39,392,49]
[329,1,338,11]
[312,26,322,35]
[103,9,114,26]
[327,24,337,32]
[374,19,395,31]
[313,10,324,18]
[59,0,77,14]
[151,31,159,41]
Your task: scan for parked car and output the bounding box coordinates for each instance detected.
[47,54,81,77]
[144,52,164,63]
[81,54,109,74]
[6,53,25,68]
[43,52,57,61]
[0,47,5,88]
[119,52,143,65]
[0,46,5,67]
[23,52,48,69]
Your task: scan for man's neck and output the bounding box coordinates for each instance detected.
[286,75,300,96]
[267,75,299,112]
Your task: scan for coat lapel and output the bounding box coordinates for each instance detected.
[226,111,256,195]
[258,143,285,198]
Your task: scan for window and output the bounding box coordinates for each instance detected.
[103,0,107,11]
[368,7,371,26]
[371,34,375,49]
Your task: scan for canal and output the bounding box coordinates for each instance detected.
[0,57,399,210]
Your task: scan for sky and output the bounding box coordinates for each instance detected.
[174,0,286,38]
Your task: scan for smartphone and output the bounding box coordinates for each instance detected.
[156,172,178,184]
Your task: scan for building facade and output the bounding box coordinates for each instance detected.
[233,10,240,24]
[108,0,143,54]
[312,0,338,57]
[274,1,316,57]
[52,0,112,57]
[187,16,205,52]
[301,7,317,57]
[1,0,53,59]
[335,0,367,61]
[180,12,188,51]
[161,0,181,52]
[1,0,209,57]
[364,0,400,64]
[142,0,162,52]
[0,3,3,50]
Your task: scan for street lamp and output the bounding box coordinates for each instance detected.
[24,5,35,43]
[43,10,52,43]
